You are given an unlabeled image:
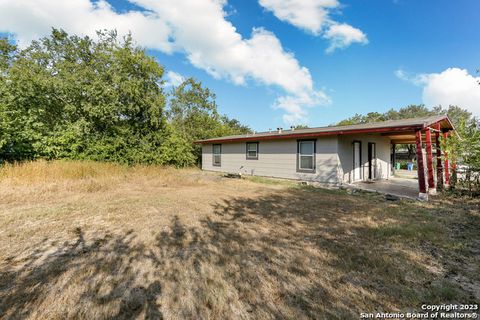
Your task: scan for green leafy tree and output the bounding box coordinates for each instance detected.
[168,78,221,142]
[385,105,434,120]
[157,124,196,167]
[0,30,252,167]
[293,124,309,129]
[434,105,473,129]
[336,111,386,125]
[0,38,18,160]
[439,74,480,194]
[168,78,250,162]
[337,104,472,129]
[337,105,436,126]
[220,116,252,135]
[0,29,168,164]
[443,117,480,194]
[0,38,16,73]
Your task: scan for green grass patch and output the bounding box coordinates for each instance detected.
[245,175,298,187]
[372,222,443,242]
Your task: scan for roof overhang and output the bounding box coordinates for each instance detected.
[195,125,424,144]
[195,115,456,144]
[383,116,457,144]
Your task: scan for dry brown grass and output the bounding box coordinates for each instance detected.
[0,161,479,319]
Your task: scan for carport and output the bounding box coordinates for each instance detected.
[382,115,455,199]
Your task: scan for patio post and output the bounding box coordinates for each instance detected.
[425,128,435,193]
[415,129,427,199]
[443,131,450,186]
[435,123,444,191]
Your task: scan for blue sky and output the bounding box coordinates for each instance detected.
[1,0,479,130]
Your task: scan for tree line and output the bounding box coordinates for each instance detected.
[0,29,250,167]
[336,104,472,129]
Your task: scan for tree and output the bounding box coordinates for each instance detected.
[337,104,472,129]
[0,38,18,160]
[443,116,480,195]
[168,78,220,142]
[435,105,473,129]
[1,29,172,163]
[168,78,250,162]
[336,105,437,126]
[0,38,16,73]
[385,105,434,120]
[293,124,309,129]
[440,75,480,195]
[0,29,251,167]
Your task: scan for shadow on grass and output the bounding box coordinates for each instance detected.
[0,228,164,319]
[1,187,477,319]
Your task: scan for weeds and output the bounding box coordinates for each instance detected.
[0,161,478,319]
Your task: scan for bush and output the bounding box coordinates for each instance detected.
[0,30,249,167]
[444,118,480,196]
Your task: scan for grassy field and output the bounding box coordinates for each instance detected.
[0,161,479,319]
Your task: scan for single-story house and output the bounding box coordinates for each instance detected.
[195,115,455,199]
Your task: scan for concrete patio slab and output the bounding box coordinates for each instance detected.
[346,177,419,200]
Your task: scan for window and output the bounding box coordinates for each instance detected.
[297,140,315,172]
[212,144,221,166]
[246,142,258,160]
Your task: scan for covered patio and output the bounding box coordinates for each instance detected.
[350,115,455,200]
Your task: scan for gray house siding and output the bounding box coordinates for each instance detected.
[202,137,341,184]
[202,134,391,184]
[337,134,391,183]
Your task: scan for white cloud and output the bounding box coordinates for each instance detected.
[323,23,368,53]
[275,91,331,124]
[0,0,173,51]
[165,71,185,87]
[258,0,368,52]
[258,0,338,35]
[394,68,426,86]
[0,0,327,124]
[394,68,408,81]
[396,67,480,116]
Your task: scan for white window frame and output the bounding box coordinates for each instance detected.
[212,144,221,166]
[246,142,259,160]
[297,140,316,172]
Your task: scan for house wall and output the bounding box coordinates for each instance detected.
[201,137,341,184]
[337,134,391,183]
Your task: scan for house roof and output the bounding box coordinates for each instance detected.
[195,115,455,144]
